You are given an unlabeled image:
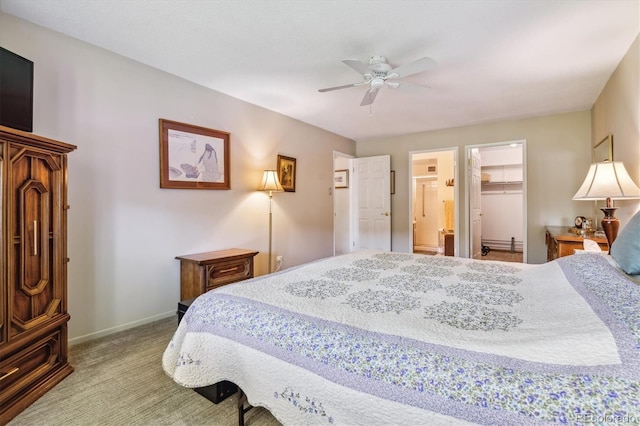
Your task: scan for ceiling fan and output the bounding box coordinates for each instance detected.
[318,55,436,106]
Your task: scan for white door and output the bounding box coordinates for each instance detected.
[414,178,438,248]
[354,155,391,251]
[470,149,483,259]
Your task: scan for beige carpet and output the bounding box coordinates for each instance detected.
[9,317,281,426]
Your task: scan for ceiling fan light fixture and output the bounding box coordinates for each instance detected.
[371,78,385,90]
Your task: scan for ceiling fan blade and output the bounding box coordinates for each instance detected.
[393,80,431,91]
[360,88,380,106]
[390,56,436,78]
[318,82,367,93]
[342,59,369,75]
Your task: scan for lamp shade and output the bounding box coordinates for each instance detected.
[258,170,284,192]
[572,161,640,201]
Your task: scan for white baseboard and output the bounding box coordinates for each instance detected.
[69,310,176,346]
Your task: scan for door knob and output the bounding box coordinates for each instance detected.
[381,212,390,216]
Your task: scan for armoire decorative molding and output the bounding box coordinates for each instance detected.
[0,125,76,424]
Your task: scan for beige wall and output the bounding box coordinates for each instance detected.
[591,35,640,225]
[357,111,591,264]
[0,13,354,342]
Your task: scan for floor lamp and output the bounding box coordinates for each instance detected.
[573,161,640,253]
[258,170,284,273]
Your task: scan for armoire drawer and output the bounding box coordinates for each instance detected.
[206,258,251,290]
[0,329,65,408]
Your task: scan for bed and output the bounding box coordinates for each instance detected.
[163,219,640,425]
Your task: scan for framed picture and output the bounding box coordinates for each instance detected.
[592,134,613,162]
[334,169,349,188]
[390,170,396,194]
[277,154,296,192]
[159,119,230,189]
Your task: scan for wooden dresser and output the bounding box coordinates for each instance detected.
[176,248,259,300]
[545,226,608,261]
[0,126,76,423]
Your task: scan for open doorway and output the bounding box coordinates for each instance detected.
[409,148,457,256]
[333,151,353,256]
[466,141,527,263]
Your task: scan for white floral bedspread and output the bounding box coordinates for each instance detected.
[163,251,640,425]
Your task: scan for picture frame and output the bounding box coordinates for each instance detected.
[334,169,349,189]
[390,170,396,194]
[592,134,613,162]
[277,154,296,192]
[592,134,614,229]
[159,119,230,189]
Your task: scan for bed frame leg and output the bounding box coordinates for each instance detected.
[237,388,253,426]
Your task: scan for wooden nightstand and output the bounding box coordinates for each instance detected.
[545,226,608,261]
[176,248,259,300]
[175,248,258,406]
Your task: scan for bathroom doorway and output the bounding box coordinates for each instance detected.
[409,148,457,255]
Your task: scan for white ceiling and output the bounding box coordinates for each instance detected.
[1,0,638,141]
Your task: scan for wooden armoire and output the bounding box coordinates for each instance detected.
[0,125,76,424]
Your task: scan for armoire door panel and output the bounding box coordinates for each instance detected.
[8,148,63,339]
[0,143,4,346]
[19,180,50,294]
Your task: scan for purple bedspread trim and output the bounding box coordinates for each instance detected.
[185,300,535,425]
[556,255,640,368]
[182,254,640,425]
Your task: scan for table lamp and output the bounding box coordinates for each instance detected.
[572,161,640,252]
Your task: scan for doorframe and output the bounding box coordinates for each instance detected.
[464,139,528,262]
[333,151,354,256]
[408,147,459,255]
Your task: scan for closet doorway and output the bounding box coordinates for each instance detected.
[409,148,457,256]
[466,141,527,263]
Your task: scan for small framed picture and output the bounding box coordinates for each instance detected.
[159,119,230,189]
[334,169,349,189]
[277,154,296,192]
[390,170,396,194]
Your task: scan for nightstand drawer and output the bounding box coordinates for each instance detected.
[207,258,251,290]
[177,248,259,300]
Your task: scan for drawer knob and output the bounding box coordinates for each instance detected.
[0,367,19,382]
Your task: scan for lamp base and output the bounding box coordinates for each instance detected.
[600,207,619,254]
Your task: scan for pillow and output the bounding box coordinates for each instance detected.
[610,209,640,275]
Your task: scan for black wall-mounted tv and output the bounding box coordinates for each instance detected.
[0,46,34,132]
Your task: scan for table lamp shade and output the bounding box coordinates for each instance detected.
[572,161,640,201]
[572,161,640,253]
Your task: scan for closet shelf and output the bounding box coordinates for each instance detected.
[481,163,522,168]
[481,181,523,185]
